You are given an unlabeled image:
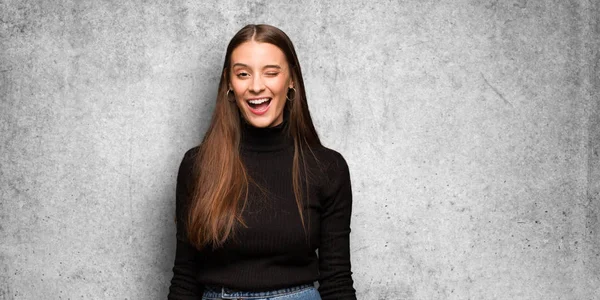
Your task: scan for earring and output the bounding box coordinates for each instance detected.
[227,89,235,103]
[286,87,296,101]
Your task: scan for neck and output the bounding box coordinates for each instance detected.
[240,111,293,152]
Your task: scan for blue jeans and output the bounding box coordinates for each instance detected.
[201,284,321,300]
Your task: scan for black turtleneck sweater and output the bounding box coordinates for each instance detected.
[167,117,356,300]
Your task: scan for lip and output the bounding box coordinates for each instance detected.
[245,97,272,116]
[246,97,271,101]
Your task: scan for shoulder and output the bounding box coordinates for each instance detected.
[312,145,350,175]
[310,145,351,194]
[177,145,202,185]
[182,145,201,162]
[179,145,201,170]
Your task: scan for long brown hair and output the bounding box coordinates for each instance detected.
[186,24,322,249]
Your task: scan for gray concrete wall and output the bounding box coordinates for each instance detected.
[1,1,598,299]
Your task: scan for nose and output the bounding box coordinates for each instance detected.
[249,75,265,93]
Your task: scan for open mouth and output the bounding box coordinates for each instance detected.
[246,98,272,115]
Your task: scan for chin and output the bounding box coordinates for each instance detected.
[243,115,277,128]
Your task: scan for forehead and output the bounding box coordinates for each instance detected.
[231,41,288,67]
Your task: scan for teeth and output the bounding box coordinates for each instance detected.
[248,98,270,105]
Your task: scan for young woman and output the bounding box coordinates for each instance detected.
[168,24,356,300]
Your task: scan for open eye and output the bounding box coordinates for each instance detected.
[236,72,250,78]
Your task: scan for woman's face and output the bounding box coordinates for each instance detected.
[229,41,293,128]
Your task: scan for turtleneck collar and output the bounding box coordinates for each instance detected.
[240,109,293,152]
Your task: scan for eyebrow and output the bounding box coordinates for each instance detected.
[232,63,282,70]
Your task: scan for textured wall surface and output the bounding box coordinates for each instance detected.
[1,0,598,299]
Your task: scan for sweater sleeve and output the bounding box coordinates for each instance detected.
[168,148,203,299]
[318,152,357,300]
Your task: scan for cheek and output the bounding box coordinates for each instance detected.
[231,81,245,94]
[271,79,290,98]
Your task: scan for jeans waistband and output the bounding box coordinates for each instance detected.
[203,283,314,299]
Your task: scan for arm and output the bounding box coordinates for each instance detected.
[168,149,203,299]
[318,152,357,300]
